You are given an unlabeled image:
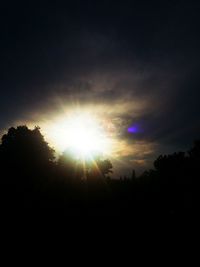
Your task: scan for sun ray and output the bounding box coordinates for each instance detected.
[43,111,112,161]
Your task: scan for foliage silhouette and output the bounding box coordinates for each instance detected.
[0,126,54,165]
[0,126,55,207]
[0,125,194,215]
[57,151,113,181]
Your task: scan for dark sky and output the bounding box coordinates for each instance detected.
[1,0,200,174]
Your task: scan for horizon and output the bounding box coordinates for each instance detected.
[1,1,200,176]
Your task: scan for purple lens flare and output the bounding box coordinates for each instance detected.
[128,124,142,134]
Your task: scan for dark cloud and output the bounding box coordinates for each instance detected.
[0,1,200,172]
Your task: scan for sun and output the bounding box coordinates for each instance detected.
[44,112,111,159]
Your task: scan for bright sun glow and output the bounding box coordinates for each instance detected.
[44,112,111,159]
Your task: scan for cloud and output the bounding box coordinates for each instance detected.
[1,1,200,174]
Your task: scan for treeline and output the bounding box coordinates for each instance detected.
[0,126,194,215]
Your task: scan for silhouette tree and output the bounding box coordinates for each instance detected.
[0,126,54,166]
[188,140,200,160]
[187,140,200,187]
[57,150,84,180]
[96,159,113,177]
[155,153,185,183]
[57,152,113,181]
[0,126,56,208]
[0,126,55,192]
[0,124,194,214]
[131,169,136,181]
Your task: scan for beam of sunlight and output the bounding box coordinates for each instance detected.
[43,111,112,160]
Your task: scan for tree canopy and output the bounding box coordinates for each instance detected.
[0,126,55,165]
[0,124,194,215]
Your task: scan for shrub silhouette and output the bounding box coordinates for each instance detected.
[0,124,194,215]
[188,140,200,159]
[0,126,54,167]
[57,151,113,181]
[0,126,55,207]
[57,150,82,180]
